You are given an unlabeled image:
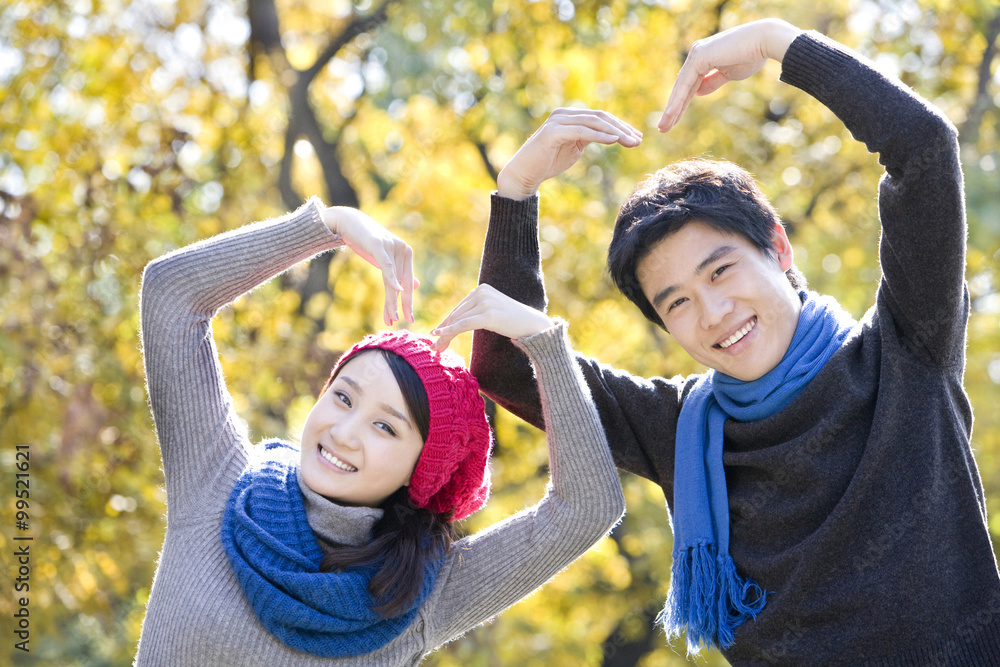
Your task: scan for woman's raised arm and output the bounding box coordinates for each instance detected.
[140,199,413,519]
[424,287,626,646]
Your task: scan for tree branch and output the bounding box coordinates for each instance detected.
[301,0,401,87]
[959,11,1000,145]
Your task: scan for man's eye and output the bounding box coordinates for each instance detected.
[668,297,686,312]
[713,264,730,279]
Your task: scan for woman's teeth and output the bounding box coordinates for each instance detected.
[320,447,358,472]
[719,318,755,349]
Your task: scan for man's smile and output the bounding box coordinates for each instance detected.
[715,316,757,350]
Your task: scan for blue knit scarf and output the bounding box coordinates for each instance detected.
[659,291,854,653]
[221,441,441,658]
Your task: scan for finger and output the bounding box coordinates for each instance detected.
[549,107,643,136]
[431,313,486,343]
[587,109,644,143]
[372,243,402,291]
[548,110,642,145]
[374,247,402,323]
[432,289,484,333]
[398,244,414,323]
[695,69,729,96]
[431,310,488,351]
[430,333,454,352]
[658,56,709,132]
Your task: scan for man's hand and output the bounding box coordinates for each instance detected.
[321,206,418,326]
[431,284,556,351]
[496,108,642,201]
[658,19,803,132]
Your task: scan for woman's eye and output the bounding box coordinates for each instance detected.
[334,391,351,407]
[376,422,397,437]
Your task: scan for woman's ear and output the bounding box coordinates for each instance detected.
[770,221,794,272]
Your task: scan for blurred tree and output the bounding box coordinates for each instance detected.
[1,0,997,665]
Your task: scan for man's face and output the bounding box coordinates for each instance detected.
[636,221,802,381]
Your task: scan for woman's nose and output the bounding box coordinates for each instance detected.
[328,416,362,450]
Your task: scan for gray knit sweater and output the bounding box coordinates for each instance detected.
[134,199,625,666]
[471,32,1000,665]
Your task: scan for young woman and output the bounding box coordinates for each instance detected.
[133,197,624,665]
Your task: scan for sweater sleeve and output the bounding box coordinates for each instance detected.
[780,31,968,369]
[425,320,626,647]
[139,198,343,520]
[470,194,688,487]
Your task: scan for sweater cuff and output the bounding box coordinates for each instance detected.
[511,318,571,372]
[486,192,540,261]
[301,195,346,248]
[779,31,861,104]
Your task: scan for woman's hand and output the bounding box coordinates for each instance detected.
[321,206,417,326]
[496,108,642,201]
[431,284,555,351]
[658,19,802,132]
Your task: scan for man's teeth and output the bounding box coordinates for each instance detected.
[320,448,358,472]
[719,319,755,349]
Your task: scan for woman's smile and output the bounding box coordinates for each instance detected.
[318,445,358,473]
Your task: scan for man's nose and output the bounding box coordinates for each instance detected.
[699,292,734,329]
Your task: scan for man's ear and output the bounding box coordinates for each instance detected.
[770,222,794,272]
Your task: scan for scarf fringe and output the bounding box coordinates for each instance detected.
[657,543,767,654]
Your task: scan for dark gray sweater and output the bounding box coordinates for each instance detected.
[471,31,1000,665]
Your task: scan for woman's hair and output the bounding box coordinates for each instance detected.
[318,349,456,616]
[607,158,805,329]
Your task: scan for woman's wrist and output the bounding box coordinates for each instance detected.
[319,205,342,235]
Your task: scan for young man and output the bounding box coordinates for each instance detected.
[449,18,1000,665]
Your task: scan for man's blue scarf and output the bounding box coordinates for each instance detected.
[221,441,441,658]
[659,291,854,653]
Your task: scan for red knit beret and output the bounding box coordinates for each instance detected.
[330,330,492,522]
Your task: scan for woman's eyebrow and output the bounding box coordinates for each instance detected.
[380,404,413,430]
[342,375,413,429]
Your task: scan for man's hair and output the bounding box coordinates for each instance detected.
[607,157,805,329]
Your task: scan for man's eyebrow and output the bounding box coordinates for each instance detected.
[651,245,739,308]
[340,376,414,430]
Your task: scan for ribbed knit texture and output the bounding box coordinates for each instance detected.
[135,199,625,665]
[221,441,438,657]
[472,31,1000,666]
[663,291,854,652]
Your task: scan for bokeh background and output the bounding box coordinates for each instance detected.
[2,0,998,664]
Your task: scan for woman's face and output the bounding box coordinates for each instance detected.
[299,351,425,507]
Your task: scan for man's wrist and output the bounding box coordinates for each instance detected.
[496,171,538,201]
[761,19,802,63]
